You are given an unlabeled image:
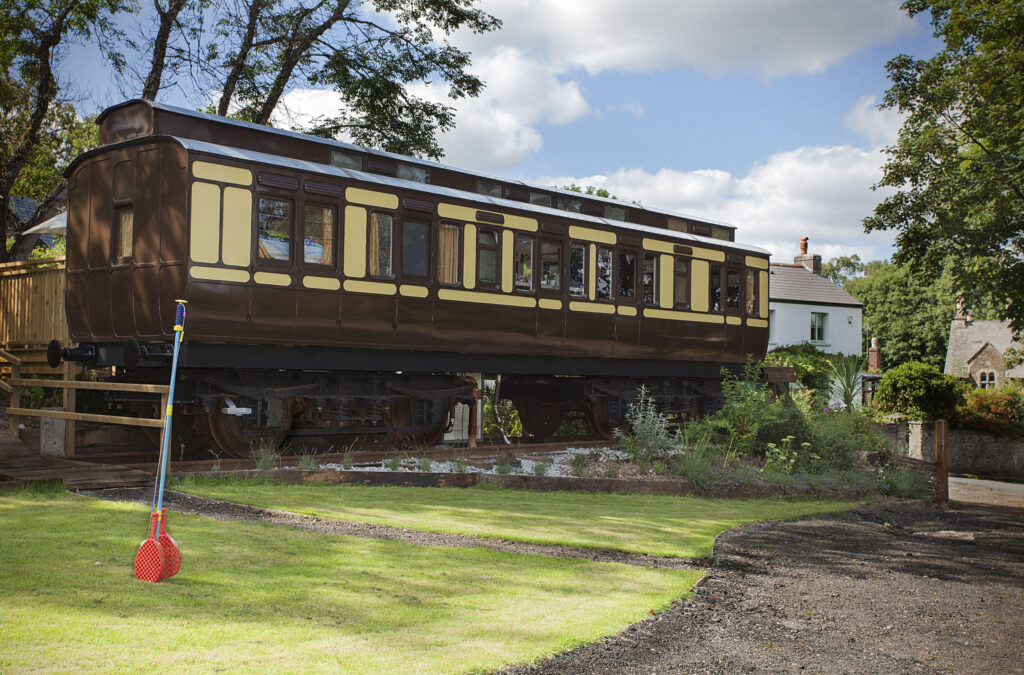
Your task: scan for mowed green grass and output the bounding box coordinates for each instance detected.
[177,478,858,557]
[0,488,700,674]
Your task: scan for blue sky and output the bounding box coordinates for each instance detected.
[66,0,940,264]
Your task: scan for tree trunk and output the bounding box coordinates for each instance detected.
[141,0,189,100]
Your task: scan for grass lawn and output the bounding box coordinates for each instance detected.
[0,486,701,674]
[176,478,858,558]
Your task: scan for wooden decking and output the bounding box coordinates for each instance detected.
[0,436,153,490]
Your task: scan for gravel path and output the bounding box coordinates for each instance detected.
[85,488,1024,674]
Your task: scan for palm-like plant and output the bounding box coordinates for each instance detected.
[827,355,868,410]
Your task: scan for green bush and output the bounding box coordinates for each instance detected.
[809,408,890,469]
[873,361,965,421]
[764,343,834,399]
[959,384,1024,436]
[879,465,929,499]
[612,385,676,464]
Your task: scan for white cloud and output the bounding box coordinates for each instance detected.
[542,144,897,262]
[464,0,917,78]
[845,95,905,147]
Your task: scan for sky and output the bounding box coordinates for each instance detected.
[66,0,941,264]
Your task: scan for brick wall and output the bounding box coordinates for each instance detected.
[908,421,1024,479]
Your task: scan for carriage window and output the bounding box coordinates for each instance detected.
[438,223,460,285]
[618,252,636,299]
[745,270,757,315]
[397,162,429,183]
[514,234,533,292]
[368,212,393,277]
[557,196,582,213]
[476,178,502,197]
[115,206,134,260]
[710,264,722,312]
[674,258,688,309]
[596,246,613,300]
[726,267,741,310]
[569,243,586,297]
[478,229,499,287]
[303,205,334,265]
[402,220,428,277]
[529,191,551,208]
[642,254,657,305]
[605,204,627,221]
[257,197,292,261]
[540,240,561,291]
[330,150,362,170]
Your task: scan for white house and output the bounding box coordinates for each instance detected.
[768,239,863,356]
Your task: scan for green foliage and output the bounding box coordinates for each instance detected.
[959,384,1024,436]
[874,361,966,421]
[296,448,320,470]
[570,453,587,477]
[452,455,468,473]
[532,460,551,476]
[385,453,405,471]
[494,462,513,475]
[879,465,929,499]
[340,451,354,470]
[602,460,619,478]
[809,408,890,469]
[864,0,1024,339]
[249,439,280,470]
[764,343,833,397]
[417,457,432,472]
[821,254,865,285]
[11,105,97,203]
[481,386,522,440]
[827,354,867,410]
[612,385,676,465]
[763,436,817,475]
[558,183,618,199]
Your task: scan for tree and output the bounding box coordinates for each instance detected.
[864,0,1024,338]
[559,183,618,199]
[821,254,864,286]
[132,0,502,159]
[0,0,134,261]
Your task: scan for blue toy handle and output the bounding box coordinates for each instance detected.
[152,299,188,538]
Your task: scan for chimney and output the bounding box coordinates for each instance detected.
[954,295,971,326]
[868,337,882,374]
[794,236,821,275]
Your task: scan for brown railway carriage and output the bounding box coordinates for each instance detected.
[56,100,771,456]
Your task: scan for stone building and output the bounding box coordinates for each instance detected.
[944,309,1023,388]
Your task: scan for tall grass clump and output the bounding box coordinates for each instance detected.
[613,385,675,466]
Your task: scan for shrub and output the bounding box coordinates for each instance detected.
[873,361,965,421]
[250,439,280,470]
[959,384,1024,436]
[612,385,675,464]
[879,465,929,499]
[809,408,890,469]
[532,460,551,476]
[764,343,834,398]
[297,448,320,470]
[827,354,867,409]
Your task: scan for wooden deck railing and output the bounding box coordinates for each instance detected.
[0,257,70,348]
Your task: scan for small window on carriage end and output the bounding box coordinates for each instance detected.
[642,254,657,305]
[569,242,586,297]
[303,205,335,266]
[257,197,292,262]
[368,212,394,278]
[114,205,134,260]
[540,240,561,292]
[514,234,534,292]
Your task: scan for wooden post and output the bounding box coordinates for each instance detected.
[7,356,22,439]
[63,360,76,456]
[934,419,949,506]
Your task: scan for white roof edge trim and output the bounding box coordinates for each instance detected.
[175,137,771,256]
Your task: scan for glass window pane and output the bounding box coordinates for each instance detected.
[745,270,756,315]
[397,163,429,183]
[479,249,497,284]
[438,223,460,285]
[476,178,502,197]
[368,212,393,277]
[540,240,561,291]
[605,204,626,221]
[514,234,533,292]
[529,191,551,207]
[402,220,428,277]
[569,244,586,297]
[618,252,635,298]
[558,196,582,213]
[303,205,334,265]
[257,197,291,261]
[642,254,657,305]
[810,313,827,342]
[596,246,613,300]
[710,264,722,311]
[116,206,133,259]
[674,258,688,308]
[479,230,497,246]
[726,268,741,309]
[330,150,362,170]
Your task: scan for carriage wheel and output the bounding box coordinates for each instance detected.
[514,399,568,442]
[208,397,294,459]
[384,397,451,448]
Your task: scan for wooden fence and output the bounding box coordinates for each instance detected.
[0,257,69,376]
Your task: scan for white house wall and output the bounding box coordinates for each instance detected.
[769,301,862,356]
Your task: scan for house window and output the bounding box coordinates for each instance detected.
[810,312,827,343]
[401,220,428,278]
[438,223,460,285]
[979,371,997,389]
[540,240,561,291]
[569,243,586,297]
[257,197,292,261]
[618,251,636,299]
[642,254,657,305]
[478,229,499,287]
[514,234,533,292]
[303,205,334,265]
[368,212,393,277]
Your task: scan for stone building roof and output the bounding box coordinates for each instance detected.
[768,263,863,307]
[944,319,1024,378]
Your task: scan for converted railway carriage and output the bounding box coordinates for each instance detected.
[53,100,771,456]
